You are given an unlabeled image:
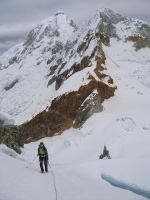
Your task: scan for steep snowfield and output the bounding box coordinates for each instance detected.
[0,38,150,199]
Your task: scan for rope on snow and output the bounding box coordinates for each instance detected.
[48,161,58,200]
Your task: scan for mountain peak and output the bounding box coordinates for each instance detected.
[97,7,125,24]
[54,11,66,16]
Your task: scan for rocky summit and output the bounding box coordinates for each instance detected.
[0,7,150,152]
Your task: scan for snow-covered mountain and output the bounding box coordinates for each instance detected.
[0,11,77,123]
[0,8,150,126]
[0,7,150,200]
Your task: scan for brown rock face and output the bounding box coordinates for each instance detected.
[126,35,150,50]
[22,78,116,143]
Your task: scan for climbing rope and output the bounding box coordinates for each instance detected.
[48,161,58,200]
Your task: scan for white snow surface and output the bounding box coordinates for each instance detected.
[0,8,150,200]
[0,111,15,125]
[0,102,150,200]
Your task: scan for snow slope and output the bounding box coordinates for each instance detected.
[0,103,150,200]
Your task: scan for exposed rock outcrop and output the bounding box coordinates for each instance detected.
[126,35,150,50]
[99,146,111,159]
[74,89,103,128]
[4,79,18,91]
[0,120,23,154]
[22,78,116,143]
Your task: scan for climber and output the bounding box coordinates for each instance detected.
[37,142,49,173]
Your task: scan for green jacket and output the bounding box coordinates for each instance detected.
[38,146,48,158]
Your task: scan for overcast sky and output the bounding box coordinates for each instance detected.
[0,0,150,55]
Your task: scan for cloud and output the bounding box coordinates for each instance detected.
[0,22,34,55]
[0,40,21,56]
[0,23,33,38]
[106,0,150,22]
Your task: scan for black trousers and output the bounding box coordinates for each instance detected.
[39,156,48,172]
